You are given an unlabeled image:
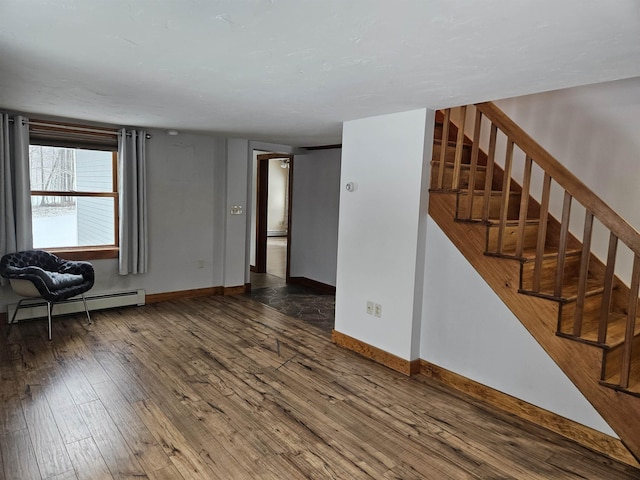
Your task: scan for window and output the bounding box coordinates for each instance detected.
[28,121,119,259]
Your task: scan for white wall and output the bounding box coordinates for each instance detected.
[289,148,341,286]
[335,109,432,360]
[421,218,615,436]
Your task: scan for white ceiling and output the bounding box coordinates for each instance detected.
[1,1,640,146]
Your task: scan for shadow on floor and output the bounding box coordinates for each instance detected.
[247,273,335,334]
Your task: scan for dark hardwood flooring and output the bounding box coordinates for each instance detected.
[1,295,639,479]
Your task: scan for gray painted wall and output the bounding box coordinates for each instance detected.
[1,129,235,309]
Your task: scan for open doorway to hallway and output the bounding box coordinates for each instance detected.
[250,152,293,289]
[247,148,339,334]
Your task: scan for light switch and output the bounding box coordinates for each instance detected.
[230,205,243,215]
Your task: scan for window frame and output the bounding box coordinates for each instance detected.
[29,147,120,261]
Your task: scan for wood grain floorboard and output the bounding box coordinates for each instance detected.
[91,381,171,474]
[0,365,26,435]
[47,470,78,480]
[65,437,114,480]
[2,295,640,479]
[41,373,91,446]
[0,429,41,480]
[21,385,73,478]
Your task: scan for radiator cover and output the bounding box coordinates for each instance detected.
[6,289,145,322]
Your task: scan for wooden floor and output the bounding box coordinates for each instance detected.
[1,296,639,479]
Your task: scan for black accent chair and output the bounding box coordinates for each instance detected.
[0,250,94,340]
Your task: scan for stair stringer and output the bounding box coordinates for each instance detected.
[429,191,640,465]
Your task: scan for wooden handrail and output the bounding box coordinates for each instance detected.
[476,102,640,257]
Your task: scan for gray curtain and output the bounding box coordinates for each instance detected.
[118,129,148,275]
[0,114,32,259]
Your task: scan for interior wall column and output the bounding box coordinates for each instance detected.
[334,108,434,370]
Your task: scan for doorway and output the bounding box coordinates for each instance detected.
[252,153,293,283]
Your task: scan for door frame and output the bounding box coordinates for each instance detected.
[255,153,294,281]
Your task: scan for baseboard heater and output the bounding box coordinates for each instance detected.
[7,289,146,323]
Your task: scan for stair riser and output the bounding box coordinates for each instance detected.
[558,293,605,336]
[434,123,443,141]
[486,223,539,255]
[602,333,640,384]
[519,254,582,295]
[430,164,486,190]
[456,193,521,221]
[434,124,458,144]
[432,142,472,165]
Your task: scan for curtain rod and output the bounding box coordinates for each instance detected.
[6,117,151,139]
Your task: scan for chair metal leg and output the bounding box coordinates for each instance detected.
[5,298,30,338]
[81,293,92,325]
[47,301,53,341]
[9,298,29,325]
[6,294,92,340]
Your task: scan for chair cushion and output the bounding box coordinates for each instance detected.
[1,249,95,302]
[20,266,85,290]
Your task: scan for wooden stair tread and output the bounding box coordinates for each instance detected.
[433,139,473,148]
[431,160,487,171]
[618,382,640,397]
[520,275,603,303]
[519,246,582,262]
[485,218,540,227]
[579,312,640,349]
[602,359,640,396]
[490,244,578,260]
[461,189,519,196]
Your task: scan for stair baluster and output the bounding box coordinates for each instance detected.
[515,156,533,258]
[554,192,573,298]
[496,140,514,254]
[573,211,594,337]
[451,105,467,190]
[532,174,552,293]
[598,234,619,343]
[464,109,483,220]
[621,256,640,388]
[481,124,498,223]
[437,109,451,189]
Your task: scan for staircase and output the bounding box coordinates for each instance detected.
[429,103,640,463]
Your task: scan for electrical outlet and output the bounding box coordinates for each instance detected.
[366,301,374,315]
[374,303,382,318]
